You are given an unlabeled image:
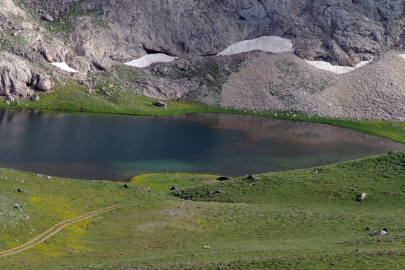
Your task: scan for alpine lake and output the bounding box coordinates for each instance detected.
[0,109,404,181]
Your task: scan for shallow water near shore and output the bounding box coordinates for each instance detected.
[0,109,404,180]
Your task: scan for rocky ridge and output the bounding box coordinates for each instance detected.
[18,0,405,66]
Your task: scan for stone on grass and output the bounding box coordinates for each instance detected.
[357,192,367,201]
[374,230,387,236]
[153,101,166,108]
[6,96,14,102]
[170,185,177,191]
[31,94,40,101]
[123,184,129,188]
[217,176,230,181]
[203,246,210,249]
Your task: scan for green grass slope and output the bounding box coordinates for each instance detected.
[0,153,405,268]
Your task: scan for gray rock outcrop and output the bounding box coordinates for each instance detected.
[0,52,53,98]
[71,18,114,67]
[40,40,71,63]
[0,52,34,98]
[31,72,52,91]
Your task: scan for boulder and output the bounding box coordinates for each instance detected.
[42,14,54,22]
[93,59,112,71]
[357,192,367,201]
[31,72,52,91]
[170,185,177,191]
[153,101,166,108]
[374,230,387,236]
[123,184,129,188]
[217,176,230,181]
[31,95,40,101]
[81,81,91,88]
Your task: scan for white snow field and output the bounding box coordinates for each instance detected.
[217,36,294,56]
[125,53,178,68]
[305,60,371,74]
[51,62,79,73]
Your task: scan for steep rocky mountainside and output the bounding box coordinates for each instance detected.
[20,0,405,66]
[1,0,405,120]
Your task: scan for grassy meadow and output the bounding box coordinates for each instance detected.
[0,152,405,269]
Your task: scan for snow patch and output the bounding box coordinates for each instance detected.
[125,54,178,68]
[51,62,79,73]
[305,60,371,74]
[217,36,294,56]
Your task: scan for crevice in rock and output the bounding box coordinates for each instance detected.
[143,45,165,55]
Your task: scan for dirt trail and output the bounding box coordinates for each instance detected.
[0,201,141,258]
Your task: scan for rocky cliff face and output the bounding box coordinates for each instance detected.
[19,0,405,66]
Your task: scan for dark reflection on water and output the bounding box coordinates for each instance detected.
[0,109,404,180]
